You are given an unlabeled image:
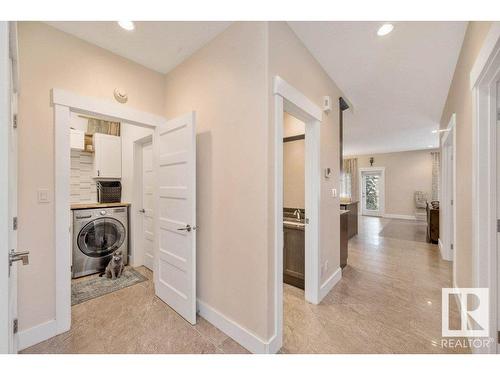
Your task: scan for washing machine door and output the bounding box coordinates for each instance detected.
[77,217,126,258]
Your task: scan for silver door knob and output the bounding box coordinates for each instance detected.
[139,209,146,213]
[9,249,29,266]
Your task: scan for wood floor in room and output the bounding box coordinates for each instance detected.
[22,216,466,354]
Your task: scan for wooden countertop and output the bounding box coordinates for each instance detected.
[71,202,131,210]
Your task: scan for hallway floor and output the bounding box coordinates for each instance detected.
[22,216,466,354]
[282,216,468,354]
[21,267,249,354]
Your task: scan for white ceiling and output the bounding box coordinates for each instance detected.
[47,21,466,155]
[46,21,232,74]
[288,21,467,155]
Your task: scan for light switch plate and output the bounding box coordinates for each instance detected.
[37,189,50,203]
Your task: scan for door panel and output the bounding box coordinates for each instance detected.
[361,170,383,216]
[1,21,18,353]
[153,112,196,324]
[142,142,154,270]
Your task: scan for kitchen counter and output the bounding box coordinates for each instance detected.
[71,202,131,210]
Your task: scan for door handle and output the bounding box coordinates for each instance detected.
[177,224,198,232]
[9,249,29,266]
[139,209,146,213]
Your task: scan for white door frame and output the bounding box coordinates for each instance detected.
[359,167,386,217]
[42,89,164,349]
[271,76,323,353]
[471,22,500,354]
[131,134,153,268]
[440,114,456,265]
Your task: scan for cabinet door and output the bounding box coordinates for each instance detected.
[94,133,121,178]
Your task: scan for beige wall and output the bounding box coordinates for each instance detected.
[283,113,305,209]
[17,21,342,346]
[163,22,270,339]
[267,22,343,338]
[439,22,492,288]
[17,22,165,331]
[350,149,435,217]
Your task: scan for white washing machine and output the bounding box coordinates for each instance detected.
[72,206,128,278]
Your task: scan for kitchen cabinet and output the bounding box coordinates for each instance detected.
[283,226,305,289]
[340,201,359,239]
[93,133,122,179]
[70,129,85,150]
[340,210,349,268]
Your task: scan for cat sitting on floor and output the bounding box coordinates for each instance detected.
[100,250,124,279]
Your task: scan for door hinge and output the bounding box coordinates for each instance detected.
[13,114,17,129]
[498,331,500,344]
[451,243,454,250]
[497,219,500,233]
[13,217,17,231]
[13,319,18,334]
[451,199,453,206]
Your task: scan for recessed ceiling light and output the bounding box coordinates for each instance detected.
[377,23,394,36]
[428,145,434,148]
[118,21,135,31]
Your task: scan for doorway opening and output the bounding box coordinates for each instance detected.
[359,167,385,217]
[132,135,154,270]
[52,89,197,344]
[282,113,306,290]
[440,114,455,266]
[272,76,323,353]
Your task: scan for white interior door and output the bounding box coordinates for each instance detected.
[153,112,196,324]
[1,21,21,354]
[361,169,384,217]
[141,141,154,270]
[496,80,500,353]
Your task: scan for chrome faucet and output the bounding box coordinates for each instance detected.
[293,209,301,220]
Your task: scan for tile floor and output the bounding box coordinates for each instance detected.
[22,216,466,354]
[282,216,468,354]
[21,267,249,354]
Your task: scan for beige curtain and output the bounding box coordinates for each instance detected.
[342,158,358,202]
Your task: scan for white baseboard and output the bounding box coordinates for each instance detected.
[319,267,342,302]
[439,239,452,261]
[197,299,276,354]
[383,213,417,220]
[18,319,57,351]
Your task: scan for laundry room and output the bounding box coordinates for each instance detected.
[69,110,154,305]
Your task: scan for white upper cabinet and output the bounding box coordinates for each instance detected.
[70,129,85,150]
[93,133,122,179]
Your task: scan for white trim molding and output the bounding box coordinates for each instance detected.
[273,76,322,122]
[319,267,342,301]
[197,300,278,354]
[18,320,57,351]
[470,23,500,354]
[382,214,417,220]
[272,76,325,355]
[51,89,165,344]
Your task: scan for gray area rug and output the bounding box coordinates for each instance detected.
[71,267,148,306]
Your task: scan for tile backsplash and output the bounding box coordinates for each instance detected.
[70,150,97,203]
